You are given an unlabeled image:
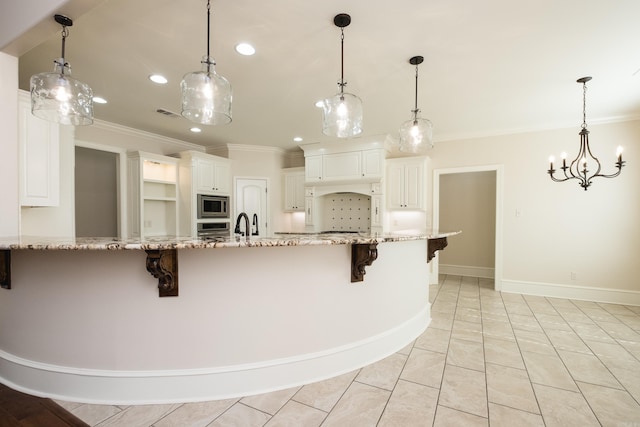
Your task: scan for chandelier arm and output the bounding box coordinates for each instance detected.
[547,170,574,183]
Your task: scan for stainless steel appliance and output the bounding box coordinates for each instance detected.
[197,194,229,219]
[197,221,230,238]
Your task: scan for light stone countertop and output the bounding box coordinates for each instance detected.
[0,231,460,251]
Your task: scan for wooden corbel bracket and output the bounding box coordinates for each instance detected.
[145,249,179,297]
[427,237,448,262]
[351,243,378,282]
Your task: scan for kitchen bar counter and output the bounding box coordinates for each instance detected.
[0,232,458,404]
[0,231,458,250]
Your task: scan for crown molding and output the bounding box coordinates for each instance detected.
[91,119,204,151]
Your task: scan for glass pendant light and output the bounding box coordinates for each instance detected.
[399,56,433,153]
[30,14,93,126]
[320,13,363,138]
[181,0,232,125]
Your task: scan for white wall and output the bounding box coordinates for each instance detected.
[220,145,287,233]
[432,119,640,299]
[0,53,20,237]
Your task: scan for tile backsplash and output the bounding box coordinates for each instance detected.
[321,193,371,232]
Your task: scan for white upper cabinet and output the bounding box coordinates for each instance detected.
[195,156,230,195]
[303,147,385,184]
[387,157,427,210]
[18,90,60,207]
[305,155,323,182]
[323,151,361,181]
[283,168,305,211]
[362,149,384,178]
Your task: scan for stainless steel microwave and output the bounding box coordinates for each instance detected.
[197,194,229,219]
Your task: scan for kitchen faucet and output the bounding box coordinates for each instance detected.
[234,212,250,237]
[252,213,259,236]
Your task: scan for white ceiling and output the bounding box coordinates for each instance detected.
[7,0,640,151]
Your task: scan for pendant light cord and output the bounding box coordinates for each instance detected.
[413,63,419,119]
[582,80,587,129]
[202,0,213,71]
[58,25,69,75]
[339,27,345,94]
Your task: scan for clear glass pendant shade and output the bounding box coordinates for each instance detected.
[30,59,93,126]
[399,116,433,153]
[181,56,232,125]
[321,92,363,138]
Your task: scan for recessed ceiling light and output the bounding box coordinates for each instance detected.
[293,137,303,142]
[149,74,168,84]
[92,96,107,104]
[190,127,202,133]
[235,43,255,56]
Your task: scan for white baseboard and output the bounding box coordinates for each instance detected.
[501,279,640,306]
[440,264,494,279]
[0,305,430,405]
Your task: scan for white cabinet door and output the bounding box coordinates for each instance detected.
[18,93,60,207]
[387,157,426,210]
[284,171,305,211]
[404,161,424,209]
[371,195,383,228]
[213,160,231,194]
[304,197,314,226]
[195,158,215,193]
[323,151,361,181]
[195,158,230,194]
[305,155,323,182]
[387,161,406,209]
[362,149,383,179]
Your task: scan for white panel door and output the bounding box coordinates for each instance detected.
[235,178,268,237]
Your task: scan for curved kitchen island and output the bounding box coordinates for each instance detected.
[0,232,457,404]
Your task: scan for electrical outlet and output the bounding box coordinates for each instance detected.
[144,220,152,228]
[570,272,577,280]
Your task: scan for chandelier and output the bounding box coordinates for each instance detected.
[548,77,625,190]
[319,13,363,138]
[399,55,433,153]
[181,0,232,125]
[30,14,93,126]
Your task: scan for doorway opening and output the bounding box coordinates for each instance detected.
[433,165,503,290]
[74,143,126,238]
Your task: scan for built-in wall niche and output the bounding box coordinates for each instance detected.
[321,193,371,232]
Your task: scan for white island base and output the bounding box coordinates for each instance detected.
[0,239,431,404]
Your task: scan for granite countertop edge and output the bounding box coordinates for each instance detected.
[0,232,460,251]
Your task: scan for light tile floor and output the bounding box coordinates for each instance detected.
[56,275,640,426]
